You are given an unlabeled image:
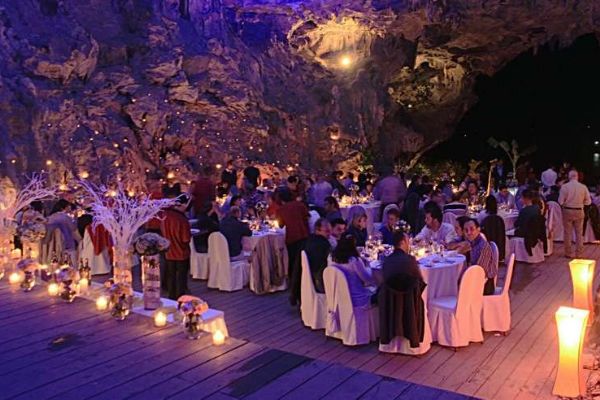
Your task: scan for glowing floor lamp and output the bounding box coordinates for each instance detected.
[569,259,595,321]
[553,306,589,398]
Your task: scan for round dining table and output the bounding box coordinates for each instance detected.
[242,229,286,252]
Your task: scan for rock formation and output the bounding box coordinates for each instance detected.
[0,0,598,189]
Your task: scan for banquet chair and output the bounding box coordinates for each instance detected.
[482,253,515,334]
[300,251,327,330]
[79,227,111,275]
[547,201,596,243]
[508,237,544,264]
[490,241,499,286]
[190,240,210,280]
[428,265,486,348]
[323,266,379,345]
[207,232,249,291]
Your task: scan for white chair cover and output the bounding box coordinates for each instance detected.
[428,265,486,347]
[323,266,379,346]
[547,201,596,243]
[190,241,210,280]
[300,251,327,330]
[207,232,249,292]
[490,241,499,286]
[482,254,515,333]
[308,210,321,233]
[508,237,544,264]
[379,288,432,355]
[79,229,111,275]
[443,212,457,226]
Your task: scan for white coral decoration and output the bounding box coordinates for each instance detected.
[79,181,177,251]
[0,174,56,229]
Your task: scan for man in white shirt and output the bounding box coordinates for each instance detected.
[558,170,592,257]
[415,203,457,244]
[541,166,557,190]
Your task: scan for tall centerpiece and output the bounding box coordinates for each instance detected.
[134,233,170,310]
[0,174,55,279]
[80,182,176,286]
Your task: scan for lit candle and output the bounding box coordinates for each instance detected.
[167,171,175,179]
[80,171,89,179]
[9,271,21,284]
[212,329,225,345]
[79,278,89,295]
[48,282,59,296]
[11,249,21,260]
[154,311,167,327]
[30,248,39,260]
[96,295,109,311]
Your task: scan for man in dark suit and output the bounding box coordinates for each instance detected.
[219,206,252,260]
[303,218,332,293]
[382,230,423,284]
[514,189,541,237]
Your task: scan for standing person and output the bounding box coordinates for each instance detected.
[221,160,238,194]
[559,170,592,258]
[541,165,557,192]
[492,159,507,189]
[373,170,407,216]
[277,190,310,306]
[243,161,261,191]
[309,174,333,209]
[47,199,81,262]
[191,166,216,217]
[160,194,192,300]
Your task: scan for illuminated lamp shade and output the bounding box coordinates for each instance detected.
[569,259,595,320]
[339,55,352,68]
[553,306,589,398]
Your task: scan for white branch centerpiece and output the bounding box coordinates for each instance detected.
[79,181,177,285]
[0,174,56,278]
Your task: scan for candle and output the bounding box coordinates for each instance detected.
[212,329,225,345]
[30,248,39,260]
[11,249,21,260]
[96,295,108,311]
[9,271,21,284]
[154,311,167,327]
[79,278,89,295]
[47,282,59,296]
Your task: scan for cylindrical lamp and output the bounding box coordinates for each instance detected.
[569,259,595,320]
[553,306,589,398]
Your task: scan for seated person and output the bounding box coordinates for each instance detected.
[330,235,375,307]
[379,208,401,245]
[324,196,342,222]
[382,230,423,283]
[329,218,346,248]
[514,189,541,237]
[463,218,498,295]
[192,201,219,253]
[304,218,332,293]
[477,195,498,224]
[345,207,368,247]
[414,202,457,245]
[443,192,468,215]
[219,206,252,260]
[495,184,516,209]
[446,215,471,254]
[461,181,481,205]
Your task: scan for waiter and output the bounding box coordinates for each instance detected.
[558,170,591,258]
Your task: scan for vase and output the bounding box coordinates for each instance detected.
[0,231,12,280]
[182,313,203,340]
[20,270,35,292]
[142,254,161,310]
[111,294,131,321]
[113,247,133,286]
[60,280,77,303]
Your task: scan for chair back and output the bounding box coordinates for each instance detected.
[208,232,231,287]
[323,266,354,333]
[443,211,457,226]
[490,241,499,284]
[456,265,485,321]
[502,253,516,297]
[546,201,562,237]
[301,251,317,297]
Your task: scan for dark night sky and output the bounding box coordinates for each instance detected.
[425,33,600,181]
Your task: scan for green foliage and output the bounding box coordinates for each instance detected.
[405,159,468,182]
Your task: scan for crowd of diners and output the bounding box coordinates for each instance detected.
[16,158,598,306]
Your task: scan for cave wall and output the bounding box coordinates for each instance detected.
[0,0,598,189]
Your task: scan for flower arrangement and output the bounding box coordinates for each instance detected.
[17,213,47,242]
[177,295,209,340]
[254,201,268,217]
[397,220,411,234]
[105,279,134,320]
[56,265,79,283]
[134,233,170,256]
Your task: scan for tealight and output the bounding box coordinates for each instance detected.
[154,311,167,327]
[47,282,59,296]
[79,278,89,295]
[96,295,109,311]
[9,271,21,284]
[213,329,225,345]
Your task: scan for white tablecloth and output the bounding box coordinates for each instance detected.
[242,229,285,252]
[340,201,382,235]
[371,252,465,302]
[498,210,518,231]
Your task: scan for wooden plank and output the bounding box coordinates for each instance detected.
[320,370,383,400]
[280,364,357,400]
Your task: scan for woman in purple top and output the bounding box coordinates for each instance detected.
[330,235,376,307]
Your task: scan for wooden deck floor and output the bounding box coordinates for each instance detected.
[183,242,599,400]
[1,242,594,399]
[0,274,471,399]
